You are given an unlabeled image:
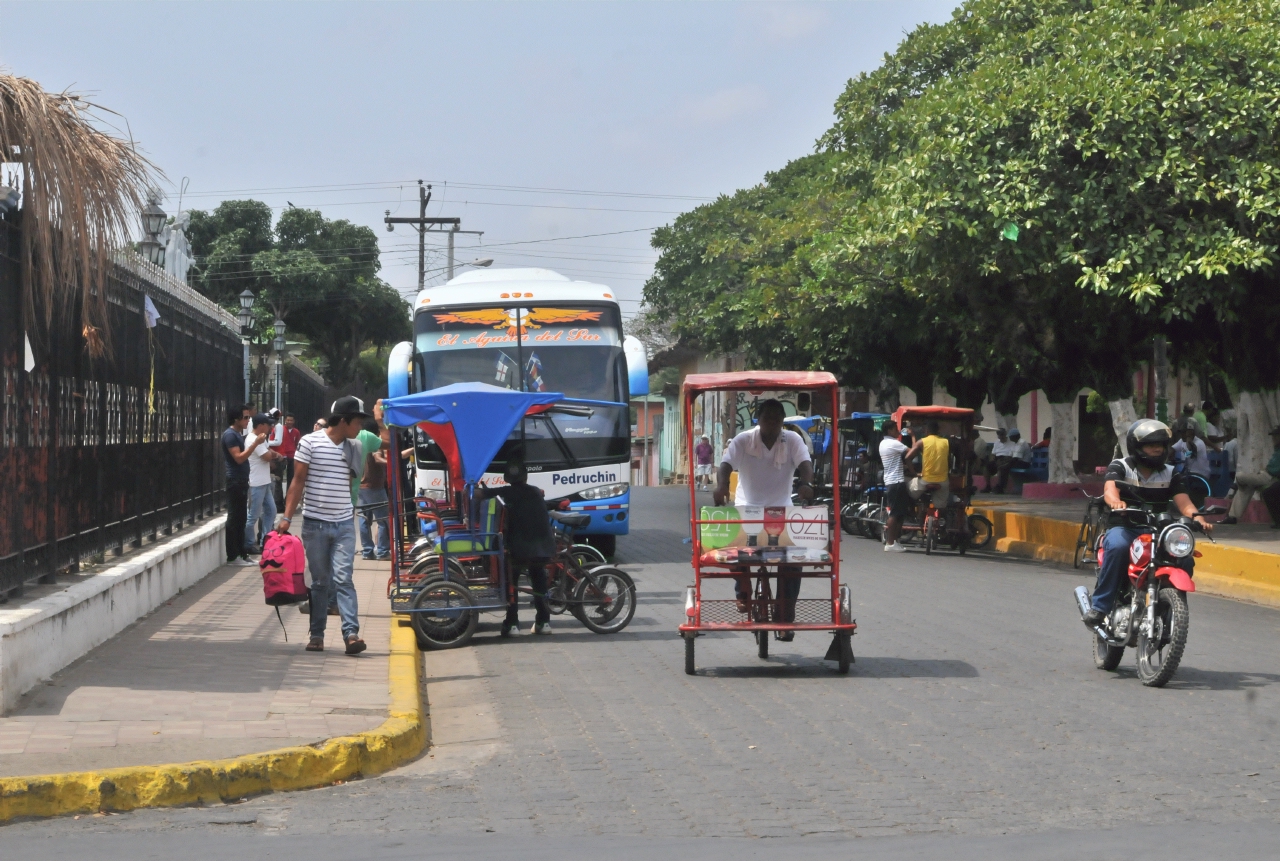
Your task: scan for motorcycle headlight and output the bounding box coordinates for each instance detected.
[1162,525,1194,558]
[579,482,628,501]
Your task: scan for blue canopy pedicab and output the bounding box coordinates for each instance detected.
[381,382,635,650]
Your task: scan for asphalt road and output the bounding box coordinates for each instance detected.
[8,487,1280,857]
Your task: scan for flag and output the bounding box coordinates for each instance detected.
[144,295,161,328]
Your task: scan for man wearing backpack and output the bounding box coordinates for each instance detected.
[280,396,371,655]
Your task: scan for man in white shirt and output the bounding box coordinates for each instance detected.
[281,396,371,656]
[713,400,813,637]
[987,427,1019,494]
[243,414,279,556]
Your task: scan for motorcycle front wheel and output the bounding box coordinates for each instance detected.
[966,514,994,550]
[1136,587,1189,687]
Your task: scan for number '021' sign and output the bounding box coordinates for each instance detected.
[786,507,829,548]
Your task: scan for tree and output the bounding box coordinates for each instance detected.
[188,201,410,386]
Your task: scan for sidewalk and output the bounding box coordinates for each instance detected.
[0,556,392,778]
[971,495,1280,607]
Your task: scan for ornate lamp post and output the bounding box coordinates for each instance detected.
[236,289,255,403]
[272,318,286,412]
[139,199,167,268]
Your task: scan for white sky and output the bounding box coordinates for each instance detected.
[1,1,956,321]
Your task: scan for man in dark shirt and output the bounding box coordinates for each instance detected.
[1083,419,1212,627]
[484,457,555,637]
[221,403,261,565]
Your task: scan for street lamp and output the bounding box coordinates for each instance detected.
[272,318,287,411]
[237,289,255,402]
[469,258,494,268]
[139,199,167,268]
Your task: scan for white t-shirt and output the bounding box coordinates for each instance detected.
[247,433,273,487]
[879,437,908,485]
[722,427,811,507]
[295,430,356,522]
[991,439,1018,457]
[1012,440,1032,461]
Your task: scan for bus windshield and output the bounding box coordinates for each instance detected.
[413,303,630,468]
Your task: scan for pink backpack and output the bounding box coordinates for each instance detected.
[260,530,308,638]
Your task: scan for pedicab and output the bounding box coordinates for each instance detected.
[679,371,856,674]
[837,412,891,538]
[888,405,992,553]
[382,382,635,650]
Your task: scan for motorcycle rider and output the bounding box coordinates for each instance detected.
[1082,419,1213,628]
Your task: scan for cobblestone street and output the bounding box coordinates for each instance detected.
[13,487,1280,849]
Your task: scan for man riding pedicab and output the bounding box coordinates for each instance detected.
[712,399,814,641]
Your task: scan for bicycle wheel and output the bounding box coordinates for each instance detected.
[571,543,608,567]
[573,567,637,634]
[410,579,478,650]
[1074,512,1094,569]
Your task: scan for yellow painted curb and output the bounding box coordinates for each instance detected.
[974,504,1280,610]
[0,622,426,823]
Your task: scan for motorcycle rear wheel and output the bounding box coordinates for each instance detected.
[1093,631,1124,671]
[1136,587,1189,687]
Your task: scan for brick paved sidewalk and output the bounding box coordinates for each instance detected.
[0,555,392,777]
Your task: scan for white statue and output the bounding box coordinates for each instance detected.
[162,210,194,284]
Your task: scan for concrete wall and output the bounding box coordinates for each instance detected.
[0,518,226,713]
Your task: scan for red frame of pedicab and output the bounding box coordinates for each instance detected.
[678,371,853,634]
[889,405,977,489]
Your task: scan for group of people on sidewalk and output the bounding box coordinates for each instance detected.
[223,396,395,656]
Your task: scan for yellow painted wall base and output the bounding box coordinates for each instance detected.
[0,622,426,823]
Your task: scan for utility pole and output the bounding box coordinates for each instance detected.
[385,182,483,287]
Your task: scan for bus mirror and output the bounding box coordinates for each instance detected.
[387,341,414,399]
[624,335,649,396]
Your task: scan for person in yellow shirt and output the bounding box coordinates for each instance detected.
[918,421,951,514]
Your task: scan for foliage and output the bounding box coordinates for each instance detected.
[188,200,410,385]
[0,73,159,356]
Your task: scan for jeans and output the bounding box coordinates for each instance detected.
[225,483,248,562]
[245,484,277,553]
[302,516,359,640]
[358,487,391,558]
[506,559,550,626]
[1093,525,1195,614]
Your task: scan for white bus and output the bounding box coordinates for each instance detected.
[389,268,643,556]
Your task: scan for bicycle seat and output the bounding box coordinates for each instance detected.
[550,511,591,529]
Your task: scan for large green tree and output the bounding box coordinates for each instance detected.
[188,201,410,387]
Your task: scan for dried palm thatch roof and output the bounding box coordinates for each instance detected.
[0,73,159,357]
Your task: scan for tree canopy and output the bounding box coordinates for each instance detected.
[643,0,1280,407]
[188,200,410,385]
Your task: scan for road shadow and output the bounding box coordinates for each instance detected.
[694,655,978,679]
[1162,667,1280,691]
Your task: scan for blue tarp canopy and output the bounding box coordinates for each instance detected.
[382,383,563,483]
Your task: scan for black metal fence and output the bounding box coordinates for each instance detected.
[0,217,245,596]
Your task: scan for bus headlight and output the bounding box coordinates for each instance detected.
[580,483,628,500]
[1162,525,1194,558]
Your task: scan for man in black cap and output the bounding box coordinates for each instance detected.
[482,455,555,636]
[281,395,371,654]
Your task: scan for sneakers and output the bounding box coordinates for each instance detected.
[375,553,391,561]
[883,542,907,553]
[361,553,375,561]
[229,556,256,566]
[532,622,553,635]
[500,622,520,638]
[1082,608,1105,628]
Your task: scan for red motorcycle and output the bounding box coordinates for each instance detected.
[1074,489,1216,687]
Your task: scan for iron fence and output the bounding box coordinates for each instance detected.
[0,217,244,596]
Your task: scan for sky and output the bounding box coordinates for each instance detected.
[1,1,957,321]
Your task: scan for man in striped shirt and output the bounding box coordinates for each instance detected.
[281,396,371,655]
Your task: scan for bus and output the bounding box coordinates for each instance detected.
[389,267,641,556]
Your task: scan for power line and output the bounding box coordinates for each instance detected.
[175,178,714,203]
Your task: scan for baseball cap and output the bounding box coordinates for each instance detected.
[330,395,370,418]
[251,413,272,427]
[1008,429,1021,439]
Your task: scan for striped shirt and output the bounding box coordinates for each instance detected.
[295,430,356,522]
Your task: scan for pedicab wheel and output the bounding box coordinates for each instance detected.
[924,515,936,555]
[410,580,478,650]
[684,634,696,675]
[837,633,852,674]
[966,514,994,550]
[840,503,859,536]
[573,567,637,634]
[756,630,769,660]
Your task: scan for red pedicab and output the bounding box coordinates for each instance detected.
[678,371,856,674]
